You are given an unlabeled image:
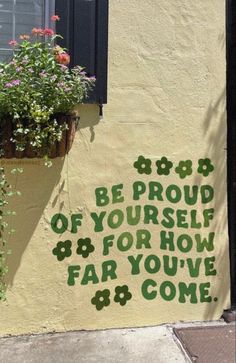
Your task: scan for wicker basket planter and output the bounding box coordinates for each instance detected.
[1,113,78,159]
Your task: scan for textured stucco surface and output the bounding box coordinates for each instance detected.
[0,0,230,335]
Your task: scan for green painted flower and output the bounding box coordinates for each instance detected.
[197,158,214,177]
[133,155,152,175]
[52,240,72,261]
[114,285,132,306]
[156,156,173,175]
[76,238,95,258]
[91,289,110,311]
[175,160,192,179]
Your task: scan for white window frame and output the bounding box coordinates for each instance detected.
[44,0,55,28]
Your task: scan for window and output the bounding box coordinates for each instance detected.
[0,0,54,62]
[0,0,108,104]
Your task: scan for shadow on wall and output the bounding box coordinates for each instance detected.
[4,104,100,291]
[4,159,64,289]
[194,88,230,319]
[77,104,100,142]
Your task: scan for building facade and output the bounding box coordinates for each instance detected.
[0,0,234,335]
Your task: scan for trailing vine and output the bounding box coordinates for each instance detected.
[0,166,22,300]
[0,166,9,300]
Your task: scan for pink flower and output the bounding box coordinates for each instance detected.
[16,67,22,72]
[5,80,20,87]
[39,71,47,78]
[51,15,60,21]
[43,28,54,36]
[8,40,17,46]
[19,34,30,40]
[12,80,21,85]
[32,28,44,36]
[59,64,68,71]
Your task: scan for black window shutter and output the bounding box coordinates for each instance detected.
[55,0,108,104]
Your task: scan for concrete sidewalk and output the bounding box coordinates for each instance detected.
[0,321,233,363]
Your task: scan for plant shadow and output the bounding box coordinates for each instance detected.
[0,105,100,287]
[3,158,65,289]
[2,104,100,292]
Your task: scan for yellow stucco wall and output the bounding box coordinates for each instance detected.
[0,0,230,336]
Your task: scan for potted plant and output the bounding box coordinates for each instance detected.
[0,16,95,163]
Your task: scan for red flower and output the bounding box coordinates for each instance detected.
[43,28,54,36]
[51,15,60,21]
[55,52,70,65]
[8,40,17,46]
[32,28,44,36]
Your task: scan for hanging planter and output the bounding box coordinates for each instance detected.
[1,113,79,159]
[0,22,95,162]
